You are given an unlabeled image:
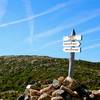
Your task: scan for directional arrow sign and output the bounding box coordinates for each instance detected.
[63,41,80,47]
[63,47,81,52]
[63,35,82,41]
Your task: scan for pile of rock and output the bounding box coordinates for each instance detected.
[17,76,100,100]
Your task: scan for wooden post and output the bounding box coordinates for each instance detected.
[68,29,75,77]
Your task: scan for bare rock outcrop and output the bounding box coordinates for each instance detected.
[17,76,100,100]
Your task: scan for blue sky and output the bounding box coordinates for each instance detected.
[0,0,100,62]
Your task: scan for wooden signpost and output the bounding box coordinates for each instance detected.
[63,29,82,77]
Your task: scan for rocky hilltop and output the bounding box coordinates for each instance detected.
[0,55,99,99]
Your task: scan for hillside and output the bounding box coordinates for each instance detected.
[0,55,100,99]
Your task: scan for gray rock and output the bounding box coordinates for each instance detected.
[52,89,64,97]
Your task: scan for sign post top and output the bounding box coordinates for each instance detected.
[72,29,76,36]
[64,29,82,41]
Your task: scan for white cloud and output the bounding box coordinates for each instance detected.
[0,2,67,27]
[33,39,62,52]
[0,0,8,21]
[83,43,100,51]
[33,8,100,40]
[22,0,34,45]
[79,26,100,35]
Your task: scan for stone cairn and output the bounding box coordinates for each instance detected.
[17,76,100,100]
